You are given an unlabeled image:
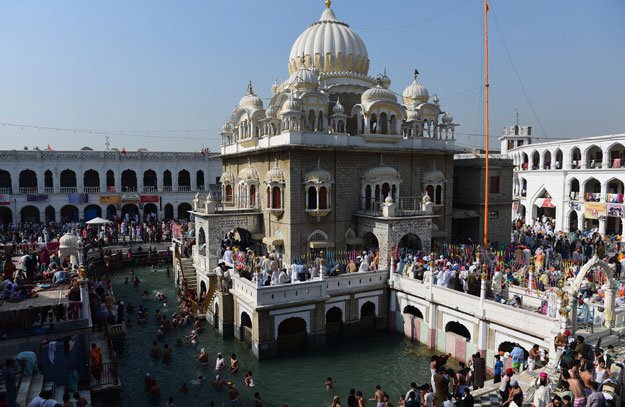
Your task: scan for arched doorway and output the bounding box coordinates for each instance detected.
[445,321,471,341]
[106,170,115,192]
[360,301,377,333]
[121,204,139,221]
[277,317,307,354]
[325,306,343,343]
[403,305,424,341]
[164,204,174,220]
[60,205,79,223]
[240,312,253,348]
[19,170,37,193]
[106,204,117,219]
[163,170,172,190]
[21,206,40,223]
[143,203,158,222]
[497,341,529,360]
[568,211,579,232]
[121,170,137,192]
[398,233,422,254]
[143,170,157,191]
[363,232,379,251]
[44,206,55,223]
[178,170,190,191]
[178,202,192,220]
[196,170,205,191]
[83,170,100,192]
[0,207,12,227]
[60,169,77,190]
[84,204,102,221]
[0,170,13,192]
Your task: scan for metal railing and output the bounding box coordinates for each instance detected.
[59,187,78,193]
[90,361,119,389]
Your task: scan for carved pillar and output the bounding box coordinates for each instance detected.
[604,285,616,328]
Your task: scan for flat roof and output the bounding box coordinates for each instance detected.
[0,287,70,312]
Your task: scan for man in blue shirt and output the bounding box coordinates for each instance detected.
[511,343,525,372]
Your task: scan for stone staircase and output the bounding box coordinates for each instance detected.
[16,371,43,407]
[180,257,197,292]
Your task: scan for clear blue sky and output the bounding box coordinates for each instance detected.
[1,0,623,152]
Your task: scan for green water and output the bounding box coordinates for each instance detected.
[111,266,444,406]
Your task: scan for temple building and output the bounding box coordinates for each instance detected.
[193,1,461,272]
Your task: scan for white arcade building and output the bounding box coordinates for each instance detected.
[501,125,625,235]
[0,149,221,225]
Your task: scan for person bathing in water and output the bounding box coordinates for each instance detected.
[215,353,226,370]
[230,354,239,374]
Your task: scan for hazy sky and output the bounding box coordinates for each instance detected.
[1,0,623,152]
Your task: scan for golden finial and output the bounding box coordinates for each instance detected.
[325,0,332,8]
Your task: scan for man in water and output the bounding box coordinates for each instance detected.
[370,385,385,407]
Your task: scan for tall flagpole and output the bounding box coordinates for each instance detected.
[483,0,490,247]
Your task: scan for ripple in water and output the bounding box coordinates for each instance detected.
[110,266,446,406]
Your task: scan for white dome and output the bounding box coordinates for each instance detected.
[402,70,429,105]
[239,81,263,109]
[59,233,78,248]
[220,170,235,184]
[364,165,400,180]
[238,166,260,181]
[222,121,233,133]
[288,4,369,76]
[289,66,319,91]
[305,160,332,184]
[266,104,278,118]
[424,167,445,183]
[266,161,285,183]
[332,98,345,115]
[281,95,302,113]
[362,83,397,103]
[442,112,453,124]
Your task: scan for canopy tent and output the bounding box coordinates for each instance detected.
[85,217,113,225]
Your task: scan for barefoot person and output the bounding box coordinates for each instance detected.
[215,353,226,370]
[230,353,239,374]
[370,385,385,407]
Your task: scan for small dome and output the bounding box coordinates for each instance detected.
[402,70,429,105]
[222,121,233,133]
[266,160,285,183]
[406,108,419,121]
[220,170,235,184]
[266,104,278,118]
[379,70,392,89]
[80,146,93,151]
[384,195,394,204]
[305,161,332,184]
[281,94,302,113]
[238,165,260,181]
[59,232,78,248]
[137,148,149,152]
[239,81,263,109]
[332,98,345,115]
[289,66,319,91]
[424,166,445,183]
[432,95,440,105]
[364,165,400,180]
[271,78,279,94]
[362,82,397,103]
[442,112,453,124]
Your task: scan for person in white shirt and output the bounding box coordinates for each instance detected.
[358,259,369,272]
[223,247,233,265]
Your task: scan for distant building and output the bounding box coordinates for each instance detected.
[453,152,514,244]
[501,126,625,235]
[0,149,221,224]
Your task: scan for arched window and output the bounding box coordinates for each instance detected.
[338,120,345,133]
[390,115,397,135]
[370,113,377,133]
[308,110,315,130]
[375,184,380,203]
[319,186,328,210]
[44,170,53,192]
[435,185,443,204]
[249,184,256,207]
[365,185,372,210]
[196,170,205,191]
[106,170,115,192]
[225,185,233,202]
[163,170,172,189]
[266,186,271,207]
[307,186,317,210]
[379,112,388,134]
[272,186,282,209]
[381,183,390,200]
[426,185,434,201]
[317,111,324,131]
